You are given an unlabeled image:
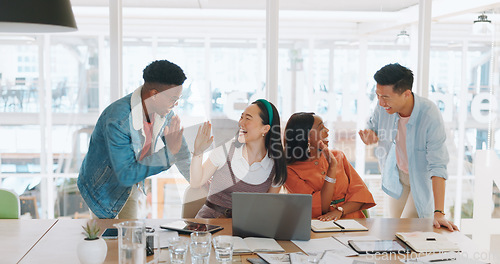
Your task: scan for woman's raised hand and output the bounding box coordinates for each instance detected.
[193,121,214,156]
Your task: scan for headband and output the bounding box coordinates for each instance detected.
[256,99,273,126]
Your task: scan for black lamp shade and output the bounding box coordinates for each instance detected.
[0,0,77,32]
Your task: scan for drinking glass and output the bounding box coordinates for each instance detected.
[114,221,147,264]
[167,236,189,264]
[190,231,211,264]
[212,235,233,263]
[113,221,161,264]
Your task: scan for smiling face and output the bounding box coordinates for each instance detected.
[238,104,270,144]
[308,115,329,150]
[144,83,182,117]
[375,84,413,117]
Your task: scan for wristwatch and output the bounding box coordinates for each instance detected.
[336,206,344,217]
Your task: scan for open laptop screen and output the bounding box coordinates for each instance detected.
[232,192,312,241]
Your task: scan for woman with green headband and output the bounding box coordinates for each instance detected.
[190,99,287,218]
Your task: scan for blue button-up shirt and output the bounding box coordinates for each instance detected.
[367,93,449,218]
[77,86,191,219]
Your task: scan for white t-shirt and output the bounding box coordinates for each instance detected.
[208,140,273,185]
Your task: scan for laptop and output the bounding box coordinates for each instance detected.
[232,192,312,241]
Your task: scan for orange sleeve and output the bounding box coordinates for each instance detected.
[284,166,322,218]
[336,151,376,211]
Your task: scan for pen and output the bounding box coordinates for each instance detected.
[333,221,345,229]
[428,257,456,262]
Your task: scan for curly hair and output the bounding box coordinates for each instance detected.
[142,60,186,86]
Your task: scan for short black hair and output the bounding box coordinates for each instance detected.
[143,60,186,86]
[374,63,413,94]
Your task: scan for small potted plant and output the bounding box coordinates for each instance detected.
[77,220,108,264]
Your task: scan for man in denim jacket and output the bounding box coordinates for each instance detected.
[359,63,457,231]
[78,60,191,219]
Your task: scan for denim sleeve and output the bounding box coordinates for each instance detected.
[424,111,449,180]
[105,119,166,187]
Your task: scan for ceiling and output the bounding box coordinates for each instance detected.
[71,0,420,12]
[66,0,499,43]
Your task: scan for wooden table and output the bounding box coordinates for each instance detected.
[14,218,486,263]
[0,219,57,264]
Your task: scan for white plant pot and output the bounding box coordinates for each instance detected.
[77,237,108,264]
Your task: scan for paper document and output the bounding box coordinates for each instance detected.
[322,251,375,264]
[289,252,309,264]
[292,237,358,256]
[291,251,375,264]
[152,225,178,249]
[334,235,381,247]
[401,252,487,263]
[256,253,290,264]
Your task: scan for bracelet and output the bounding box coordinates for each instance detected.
[434,209,445,215]
[324,176,336,184]
[191,151,203,157]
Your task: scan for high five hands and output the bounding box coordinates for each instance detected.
[164,115,184,155]
[193,121,214,156]
[358,129,378,145]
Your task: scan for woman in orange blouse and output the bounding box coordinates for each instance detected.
[284,112,375,221]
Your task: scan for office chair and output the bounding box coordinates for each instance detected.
[181,184,209,218]
[0,188,21,219]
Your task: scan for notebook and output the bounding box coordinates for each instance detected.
[232,192,312,241]
[311,219,368,232]
[232,237,285,254]
[395,232,461,253]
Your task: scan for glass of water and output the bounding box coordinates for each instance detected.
[167,236,189,264]
[190,231,211,264]
[212,235,233,263]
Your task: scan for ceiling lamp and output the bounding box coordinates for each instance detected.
[0,0,77,33]
[395,30,410,45]
[473,12,492,35]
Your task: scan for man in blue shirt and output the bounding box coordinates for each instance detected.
[359,63,457,231]
[78,60,191,219]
